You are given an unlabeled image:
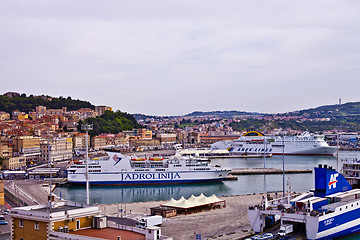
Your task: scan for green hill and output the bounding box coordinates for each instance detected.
[0,92,94,113]
[80,110,141,137]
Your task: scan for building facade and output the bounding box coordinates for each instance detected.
[40,138,73,162]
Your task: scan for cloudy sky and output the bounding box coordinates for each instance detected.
[1,1,360,116]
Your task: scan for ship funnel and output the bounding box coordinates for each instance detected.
[314,167,352,197]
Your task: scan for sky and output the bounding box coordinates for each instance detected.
[1,0,360,116]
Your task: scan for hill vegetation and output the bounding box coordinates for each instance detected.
[80,110,141,137]
[0,93,94,113]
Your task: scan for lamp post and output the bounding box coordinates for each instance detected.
[81,123,93,205]
[282,135,285,197]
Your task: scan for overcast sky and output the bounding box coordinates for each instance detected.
[1,1,360,116]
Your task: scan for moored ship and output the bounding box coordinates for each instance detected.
[66,152,231,185]
[248,165,360,239]
[211,131,336,156]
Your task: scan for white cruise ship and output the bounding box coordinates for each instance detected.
[66,152,231,185]
[211,131,336,156]
[210,131,273,156]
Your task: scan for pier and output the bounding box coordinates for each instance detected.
[230,168,312,175]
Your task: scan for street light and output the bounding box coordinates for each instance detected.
[81,123,93,205]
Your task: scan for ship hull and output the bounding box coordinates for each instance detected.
[67,170,230,185]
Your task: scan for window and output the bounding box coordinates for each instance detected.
[34,222,39,230]
[76,220,80,230]
[19,219,23,228]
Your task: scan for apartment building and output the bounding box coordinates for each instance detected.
[1,156,26,170]
[13,136,41,165]
[72,133,89,151]
[0,111,10,120]
[0,139,13,158]
[10,202,165,240]
[91,134,130,150]
[94,105,112,116]
[40,138,73,162]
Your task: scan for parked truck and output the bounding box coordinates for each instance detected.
[277,224,293,237]
[136,215,162,229]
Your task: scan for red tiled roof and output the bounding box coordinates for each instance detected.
[70,227,146,240]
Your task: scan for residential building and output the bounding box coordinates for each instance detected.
[137,129,153,140]
[0,139,13,158]
[0,111,10,120]
[91,135,108,150]
[157,133,177,144]
[72,133,89,151]
[13,136,41,165]
[95,105,112,116]
[10,202,168,240]
[1,156,26,170]
[40,138,73,162]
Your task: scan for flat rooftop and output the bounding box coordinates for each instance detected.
[70,227,145,240]
[32,205,80,213]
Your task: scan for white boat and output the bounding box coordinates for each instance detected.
[211,131,336,156]
[248,165,360,239]
[66,152,231,185]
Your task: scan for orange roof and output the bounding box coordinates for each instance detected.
[70,227,145,240]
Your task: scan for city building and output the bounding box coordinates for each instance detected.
[0,139,13,158]
[157,133,177,146]
[72,133,89,151]
[0,111,10,120]
[40,138,73,162]
[95,106,112,116]
[1,156,26,170]
[13,136,41,165]
[10,201,168,240]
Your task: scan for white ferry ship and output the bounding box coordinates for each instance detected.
[66,152,231,185]
[248,165,360,239]
[211,131,336,156]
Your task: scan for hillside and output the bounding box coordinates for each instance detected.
[0,92,94,113]
[80,110,141,137]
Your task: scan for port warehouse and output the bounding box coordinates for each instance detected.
[151,194,226,217]
[2,169,61,180]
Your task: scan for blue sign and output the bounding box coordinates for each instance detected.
[196,234,201,240]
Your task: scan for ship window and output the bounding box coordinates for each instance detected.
[346,206,348,209]
[340,208,342,211]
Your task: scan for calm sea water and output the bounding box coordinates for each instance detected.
[54,152,359,205]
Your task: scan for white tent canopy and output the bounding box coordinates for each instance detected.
[161,193,224,209]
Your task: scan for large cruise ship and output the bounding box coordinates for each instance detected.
[66,152,231,185]
[248,165,360,239]
[211,131,337,156]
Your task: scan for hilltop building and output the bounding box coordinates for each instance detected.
[95,106,112,116]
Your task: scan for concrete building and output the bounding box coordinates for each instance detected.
[157,133,177,144]
[91,134,130,151]
[72,133,89,151]
[95,106,112,116]
[0,111,10,120]
[1,156,26,170]
[10,202,169,240]
[0,139,13,158]
[13,136,41,165]
[40,138,73,162]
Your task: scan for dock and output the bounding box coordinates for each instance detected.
[230,168,312,175]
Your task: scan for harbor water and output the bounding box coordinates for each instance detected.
[55,152,356,205]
